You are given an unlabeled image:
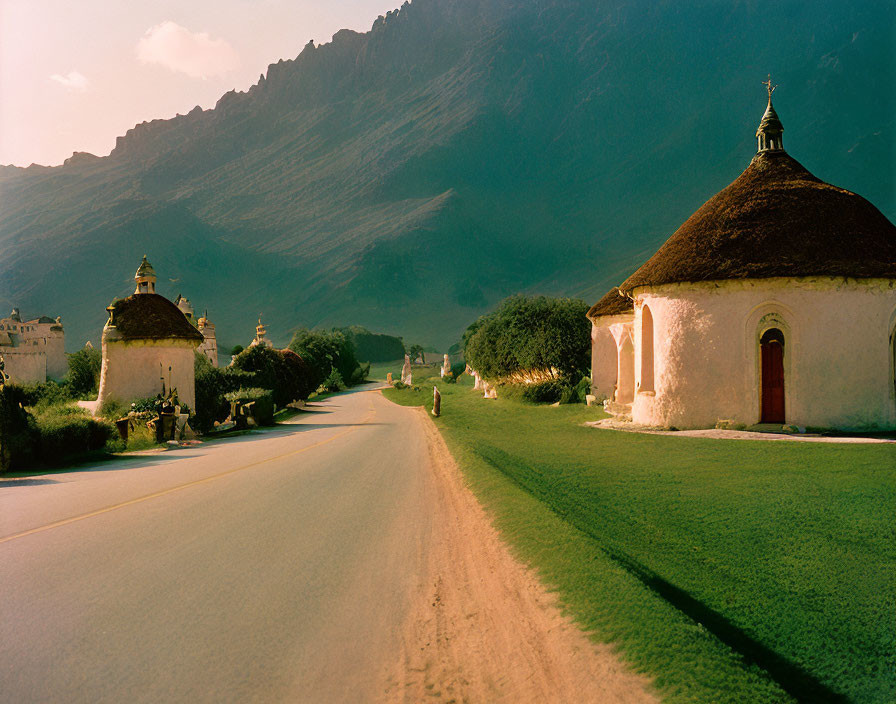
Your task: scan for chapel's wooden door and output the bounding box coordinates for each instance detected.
[761,331,785,423]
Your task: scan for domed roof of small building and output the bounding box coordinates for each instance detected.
[106,294,204,342]
[620,101,896,293]
[587,287,633,320]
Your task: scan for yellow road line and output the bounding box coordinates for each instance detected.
[0,425,360,545]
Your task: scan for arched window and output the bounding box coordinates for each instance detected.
[760,328,785,423]
[640,305,654,392]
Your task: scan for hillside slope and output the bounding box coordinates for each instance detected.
[1,0,892,349]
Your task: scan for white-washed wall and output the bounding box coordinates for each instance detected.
[630,277,896,430]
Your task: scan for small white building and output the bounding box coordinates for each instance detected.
[588,87,896,431]
[0,308,66,383]
[96,257,204,411]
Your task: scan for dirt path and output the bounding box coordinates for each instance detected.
[380,408,659,704]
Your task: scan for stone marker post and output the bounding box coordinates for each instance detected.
[401,354,413,385]
[432,386,441,417]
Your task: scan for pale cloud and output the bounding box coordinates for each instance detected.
[49,71,89,91]
[136,21,239,79]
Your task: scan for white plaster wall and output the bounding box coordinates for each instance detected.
[1,350,47,384]
[97,338,198,411]
[45,333,67,379]
[590,323,618,399]
[630,277,896,430]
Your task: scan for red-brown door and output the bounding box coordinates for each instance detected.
[761,332,785,423]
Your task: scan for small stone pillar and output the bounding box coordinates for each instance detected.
[432,386,441,417]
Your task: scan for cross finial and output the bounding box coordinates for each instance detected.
[762,74,777,101]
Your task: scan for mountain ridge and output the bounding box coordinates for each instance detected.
[1,0,892,350]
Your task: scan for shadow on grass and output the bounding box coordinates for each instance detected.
[474,444,849,704]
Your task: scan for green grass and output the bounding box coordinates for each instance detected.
[383,381,896,703]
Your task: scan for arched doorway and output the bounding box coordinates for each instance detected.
[760,328,785,423]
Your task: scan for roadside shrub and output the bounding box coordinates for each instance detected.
[232,345,315,407]
[450,362,466,378]
[350,362,370,386]
[98,398,128,421]
[194,366,258,434]
[521,380,566,404]
[31,405,113,466]
[280,349,317,400]
[443,373,457,384]
[322,369,346,393]
[224,388,274,426]
[0,385,37,471]
[19,380,73,410]
[67,347,102,398]
[559,385,578,405]
[391,381,408,390]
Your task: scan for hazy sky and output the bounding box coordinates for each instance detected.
[0,0,396,166]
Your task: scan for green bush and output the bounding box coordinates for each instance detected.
[322,369,346,392]
[0,385,37,471]
[67,347,102,398]
[521,380,566,404]
[232,345,315,407]
[19,380,73,410]
[573,375,592,404]
[463,295,590,382]
[98,398,128,420]
[350,362,370,386]
[194,365,258,434]
[31,405,113,466]
[224,388,274,426]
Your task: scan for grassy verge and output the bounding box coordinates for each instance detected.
[383,381,895,703]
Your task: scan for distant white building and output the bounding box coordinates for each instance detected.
[0,308,67,383]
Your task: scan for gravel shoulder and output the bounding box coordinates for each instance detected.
[380,406,658,704]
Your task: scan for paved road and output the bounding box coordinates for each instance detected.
[0,387,434,703]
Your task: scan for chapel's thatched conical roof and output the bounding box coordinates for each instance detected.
[587,287,633,320]
[106,294,204,342]
[619,150,896,293]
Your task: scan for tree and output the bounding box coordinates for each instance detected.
[67,347,102,398]
[232,345,314,407]
[463,295,590,381]
[407,344,425,364]
[288,328,364,389]
[230,345,244,357]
